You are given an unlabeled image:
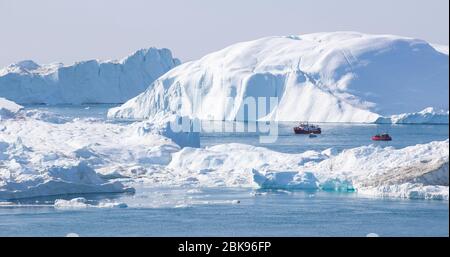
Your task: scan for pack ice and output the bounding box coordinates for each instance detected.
[0,48,180,104]
[0,96,448,200]
[0,99,199,200]
[109,32,449,123]
[167,141,449,200]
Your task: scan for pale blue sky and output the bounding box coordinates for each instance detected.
[0,0,448,67]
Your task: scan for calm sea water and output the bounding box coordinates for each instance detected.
[0,188,448,237]
[2,104,446,237]
[26,104,450,153]
[200,121,449,153]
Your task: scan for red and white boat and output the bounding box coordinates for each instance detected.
[294,122,321,134]
[371,133,392,141]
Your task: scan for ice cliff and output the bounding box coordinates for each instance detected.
[109,32,449,123]
[0,48,180,104]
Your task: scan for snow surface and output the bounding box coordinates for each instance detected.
[376,107,449,124]
[109,32,449,123]
[0,97,23,120]
[432,44,449,55]
[167,141,449,199]
[0,48,180,104]
[0,108,199,200]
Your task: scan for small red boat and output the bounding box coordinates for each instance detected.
[372,133,392,141]
[294,122,321,134]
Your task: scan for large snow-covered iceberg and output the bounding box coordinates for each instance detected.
[0,48,180,104]
[109,32,449,123]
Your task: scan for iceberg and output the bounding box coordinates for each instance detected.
[0,97,23,120]
[54,197,128,209]
[0,48,180,104]
[166,140,449,199]
[252,169,320,190]
[0,99,201,200]
[54,197,91,208]
[375,107,449,124]
[0,126,153,200]
[1,98,447,200]
[109,32,449,123]
[167,143,326,187]
[0,161,133,200]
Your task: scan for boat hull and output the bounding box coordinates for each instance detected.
[371,136,392,141]
[294,128,321,134]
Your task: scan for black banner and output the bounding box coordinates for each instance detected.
[0,237,447,256]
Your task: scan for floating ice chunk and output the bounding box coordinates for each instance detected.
[320,178,355,192]
[54,197,128,209]
[97,201,128,208]
[174,203,190,208]
[0,161,134,200]
[54,197,89,208]
[187,188,203,194]
[252,169,319,190]
[65,233,80,237]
